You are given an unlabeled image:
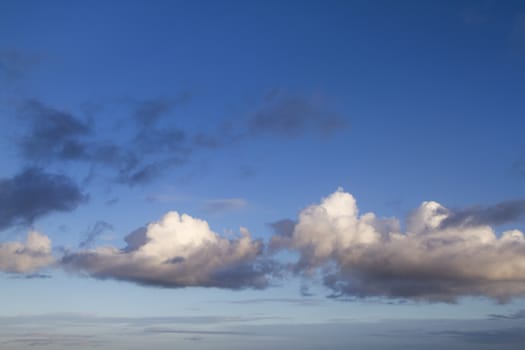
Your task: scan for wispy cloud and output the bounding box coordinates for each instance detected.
[489,309,525,320]
[79,221,114,249]
[432,328,525,345]
[201,198,248,214]
[247,91,346,138]
[143,327,252,336]
[1,333,106,348]
[11,90,346,188]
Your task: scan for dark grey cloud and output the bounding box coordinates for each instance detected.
[248,92,346,137]
[0,168,87,230]
[268,219,296,237]
[14,98,191,186]
[439,200,525,229]
[133,94,191,127]
[17,99,92,162]
[268,218,296,252]
[13,90,346,187]
[116,157,188,186]
[79,221,114,248]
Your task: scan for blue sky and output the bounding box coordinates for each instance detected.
[1,0,525,349]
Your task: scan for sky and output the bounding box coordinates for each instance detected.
[1,0,525,348]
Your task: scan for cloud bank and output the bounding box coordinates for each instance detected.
[0,231,54,273]
[62,211,272,289]
[3,187,524,301]
[274,189,525,302]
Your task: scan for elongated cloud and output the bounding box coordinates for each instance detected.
[0,231,54,273]
[0,168,87,230]
[275,189,525,302]
[62,211,272,289]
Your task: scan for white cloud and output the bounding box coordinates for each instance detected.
[282,189,525,302]
[62,211,271,289]
[0,231,54,273]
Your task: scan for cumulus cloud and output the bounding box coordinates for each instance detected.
[279,189,525,302]
[0,231,54,273]
[62,211,273,289]
[0,168,87,230]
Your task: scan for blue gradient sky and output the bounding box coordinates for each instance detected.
[1,1,525,349]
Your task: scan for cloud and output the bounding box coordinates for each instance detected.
[79,221,114,248]
[248,92,346,138]
[278,189,525,302]
[62,211,274,289]
[14,98,191,186]
[13,91,345,186]
[133,94,191,127]
[222,298,322,306]
[0,168,87,230]
[0,231,54,273]
[143,327,251,336]
[268,218,296,251]
[201,198,248,214]
[433,328,525,345]
[17,99,92,162]
[438,200,525,229]
[1,333,106,348]
[489,310,525,320]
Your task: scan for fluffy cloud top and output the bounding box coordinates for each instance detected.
[0,231,54,273]
[62,211,271,289]
[277,189,525,302]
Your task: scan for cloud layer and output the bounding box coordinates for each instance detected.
[276,189,525,302]
[2,188,524,300]
[62,211,272,289]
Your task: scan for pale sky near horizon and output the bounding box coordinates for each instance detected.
[1,1,525,349]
